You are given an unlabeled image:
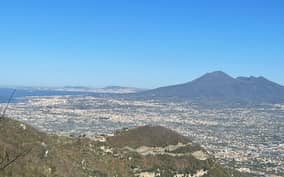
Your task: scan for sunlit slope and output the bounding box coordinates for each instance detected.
[0,118,252,177]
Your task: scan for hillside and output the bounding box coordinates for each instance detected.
[0,118,252,177]
[107,125,191,148]
[137,71,284,104]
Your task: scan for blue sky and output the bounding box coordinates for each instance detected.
[0,0,283,88]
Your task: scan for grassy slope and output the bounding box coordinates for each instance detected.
[0,118,252,177]
[107,125,191,148]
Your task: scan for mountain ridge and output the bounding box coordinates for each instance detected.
[137,71,284,104]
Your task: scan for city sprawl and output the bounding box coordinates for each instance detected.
[3,95,284,177]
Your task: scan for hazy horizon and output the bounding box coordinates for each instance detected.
[0,70,283,89]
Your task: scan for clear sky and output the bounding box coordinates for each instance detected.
[0,0,283,88]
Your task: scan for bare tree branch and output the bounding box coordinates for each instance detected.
[1,89,16,118]
[0,148,31,170]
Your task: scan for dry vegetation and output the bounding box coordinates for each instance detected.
[0,118,252,177]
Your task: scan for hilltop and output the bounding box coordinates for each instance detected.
[107,125,191,148]
[0,118,252,177]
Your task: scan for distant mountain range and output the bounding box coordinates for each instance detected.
[94,86,147,94]
[137,71,284,104]
[1,71,284,105]
[34,86,146,94]
[0,86,146,102]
